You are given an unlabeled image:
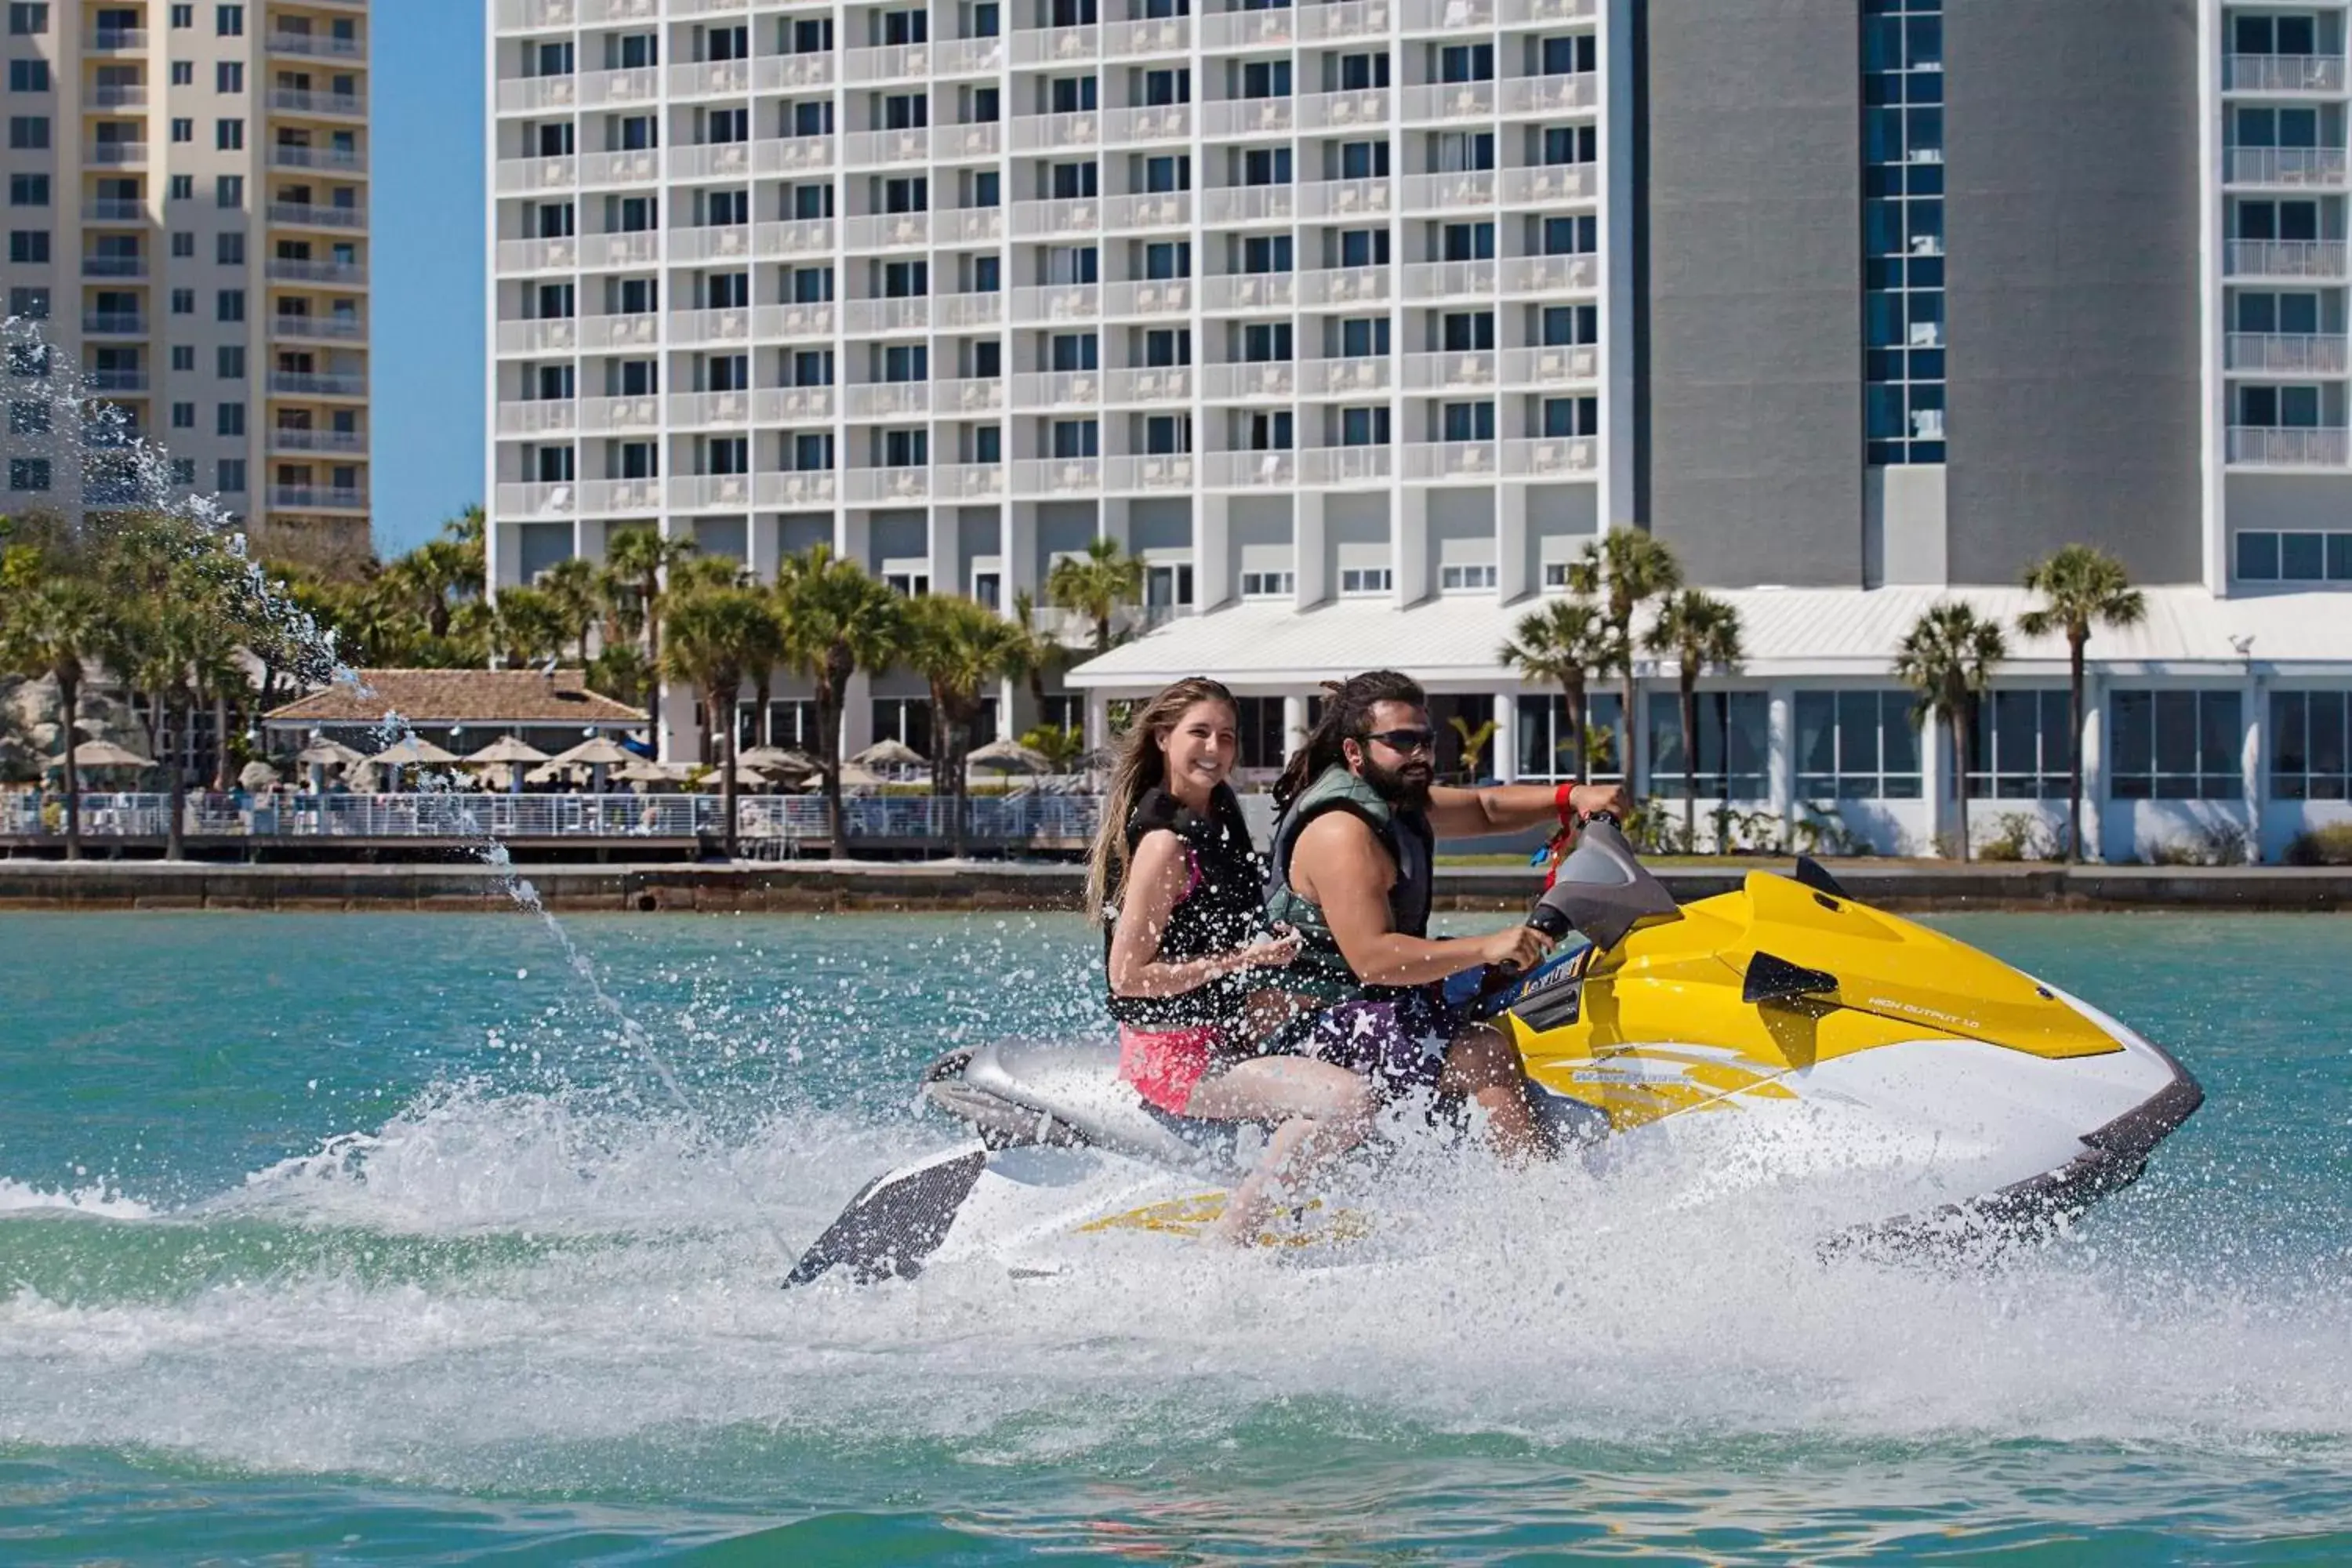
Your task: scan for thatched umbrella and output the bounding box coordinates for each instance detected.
[238,760,281,792]
[68,739,154,771]
[740,745,820,779]
[835,761,886,791]
[966,738,1053,775]
[463,735,550,795]
[370,735,459,767]
[292,738,363,793]
[548,734,634,794]
[851,738,927,770]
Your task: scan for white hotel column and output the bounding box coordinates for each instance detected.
[1922,717,1951,858]
[2241,665,2265,863]
[2079,673,2106,863]
[1282,695,1308,762]
[1492,692,1517,785]
[1766,686,1793,840]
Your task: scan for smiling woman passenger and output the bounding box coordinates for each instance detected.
[1083,677,1374,1243]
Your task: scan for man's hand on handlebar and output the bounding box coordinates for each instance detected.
[1478,924,1554,974]
[1566,782,1632,822]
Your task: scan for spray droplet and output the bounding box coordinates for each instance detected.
[517,968,530,980]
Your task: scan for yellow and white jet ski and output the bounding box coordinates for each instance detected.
[785,822,2202,1287]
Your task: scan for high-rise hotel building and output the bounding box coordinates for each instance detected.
[486,0,2352,861]
[3,0,370,561]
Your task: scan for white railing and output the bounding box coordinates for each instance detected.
[1501,0,1596,17]
[668,390,757,426]
[579,478,666,514]
[937,377,1007,412]
[274,201,368,230]
[754,387,835,422]
[270,89,367,117]
[1296,88,1388,130]
[1014,369,1104,407]
[846,382,933,417]
[671,141,755,182]
[578,313,660,350]
[1105,455,1196,492]
[1300,0,1392,40]
[1104,16,1190,54]
[1300,356,1392,395]
[268,487,370,511]
[938,122,1004,158]
[272,143,368,172]
[757,471,837,506]
[1104,278,1192,315]
[1014,25,1102,64]
[935,462,1008,499]
[757,303,837,339]
[497,74,576,113]
[1104,366,1192,402]
[2224,53,2348,93]
[670,223,755,263]
[844,212,931,249]
[1501,344,1601,384]
[670,307,755,346]
[754,136,835,174]
[844,297,932,333]
[580,148,662,187]
[1501,74,1597,114]
[2227,146,2350,187]
[935,292,1007,328]
[1299,176,1392,219]
[271,314,366,342]
[498,482,575,516]
[935,38,1008,74]
[1201,9,1293,47]
[1202,272,1296,310]
[753,54,834,90]
[582,394,663,432]
[669,474,756,510]
[496,401,579,436]
[1011,283,1102,321]
[1011,111,1101,151]
[496,0,578,27]
[1403,82,1496,122]
[581,230,659,268]
[498,318,579,354]
[579,67,659,107]
[1204,450,1295,488]
[2227,426,2350,466]
[1401,260,1496,299]
[755,218,834,256]
[1012,197,1101,236]
[269,427,371,454]
[1014,457,1104,495]
[1299,266,1392,306]
[497,155,578,194]
[1403,171,1496,212]
[269,372,368,397]
[1204,361,1297,399]
[1504,253,1599,292]
[1298,446,1392,485]
[1403,350,1497,390]
[937,205,1006,243]
[844,466,934,503]
[2224,332,2350,373]
[1501,163,1597,204]
[1501,436,1599,476]
[1401,441,1500,480]
[843,128,931,166]
[669,59,750,98]
[1201,185,1294,223]
[268,28,366,57]
[2223,239,2349,278]
[1403,0,1492,26]
[1104,191,1192,229]
[1203,97,1294,137]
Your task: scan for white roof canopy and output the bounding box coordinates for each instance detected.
[1063,586,2352,691]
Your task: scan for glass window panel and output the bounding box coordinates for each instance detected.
[2314,693,2347,780]
[2282,531,2326,579]
[2238,530,2281,579]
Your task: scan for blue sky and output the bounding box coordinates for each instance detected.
[370,0,485,557]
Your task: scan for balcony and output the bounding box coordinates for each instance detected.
[272,312,366,343]
[937,122,1004,158]
[272,143,368,173]
[843,42,933,82]
[669,474,757,512]
[1501,74,1598,115]
[844,128,931,167]
[1504,253,1599,293]
[1012,197,1101,237]
[669,59,751,100]
[579,67,659,108]
[1403,0,1492,27]
[1201,9,1293,48]
[936,376,1005,413]
[1502,436,1598,476]
[1012,26,1102,65]
[1298,446,1392,485]
[268,486,370,511]
[937,206,1004,243]
[86,142,149,167]
[934,462,1007,499]
[1501,343,1600,384]
[89,27,148,50]
[1403,170,1496,212]
[760,302,837,339]
[1105,278,1191,316]
[2228,426,2350,466]
[1103,103,1191,143]
[496,483,576,517]
[846,382,931,418]
[580,149,661,187]
[1104,365,1192,403]
[1012,111,1100,152]
[1401,441,1501,480]
[1011,283,1101,322]
[1014,457,1103,496]
[1299,0,1392,41]
[1297,87,1388,130]
[497,400,578,436]
[2223,53,2348,93]
[753,53,835,91]
[82,310,147,336]
[1204,450,1294,488]
[1105,16,1190,55]
[936,38,1009,74]
[1300,356,1392,395]
[267,30,367,60]
[269,201,367,230]
[1204,361,1297,400]
[936,291,1006,328]
[1104,191,1190,230]
[845,466,933,504]
[496,0,579,25]
[578,313,660,350]
[269,426,371,453]
[843,296,931,333]
[1203,184,1293,225]
[1202,273,1296,311]
[1501,163,1597,205]
[498,74,577,113]
[671,142,754,182]
[87,85,148,109]
[267,258,369,286]
[754,135,835,175]
[580,394,662,432]
[1403,82,1496,123]
[670,223,756,263]
[1013,369,1102,408]
[82,369,148,392]
[269,372,368,398]
[753,385,834,422]
[670,307,754,347]
[270,89,368,118]
[758,470,838,506]
[498,318,579,354]
[1105,454,1195,492]
[1299,176,1392,220]
[2225,332,2350,373]
[497,154,578,194]
[2227,146,2350,188]
[580,479,665,517]
[80,256,147,279]
[1298,266,1392,307]
[755,217,833,257]
[668,390,757,426]
[1203,98,1294,137]
[580,230,658,267]
[82,198,143,223]
[844,211,931,249]
[1403,350,1497,391]
[2224,238,2349,278]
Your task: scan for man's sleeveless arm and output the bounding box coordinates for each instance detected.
[1291,811,1486,989]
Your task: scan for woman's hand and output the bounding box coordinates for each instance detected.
[1234,927,1304,970]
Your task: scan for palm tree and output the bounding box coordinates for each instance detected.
[535,556,603,663]
[489,584,568,667]
[1498,596,1621,784]
[1019,722,1087,772]
[1894,601,2008,862]
[2018,545,2146,864]
[773,545,905,857]
[662,585,782,860]
[1644,590,1745,845]
[603,527,699,742]
[1569,530,1682,792]
[901,594,1024,858]
[1045,537,1144,657]
[0,576,108,860]
[1000,588,1065,721]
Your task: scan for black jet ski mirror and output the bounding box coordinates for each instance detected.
[1524,814,1684,956]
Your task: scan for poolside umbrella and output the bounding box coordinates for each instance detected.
[69,739,153,770]
[294,739,364,768]
[739,745,820,780]
[851,738,928,770]
[835,762,885,790]
[612,759,677,791]
[370,735,459,768]
[524,760,586,787]
[549,735,634,794]
[463,735,550,795]
[965,738,1053,776]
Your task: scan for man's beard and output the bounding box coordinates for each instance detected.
[1359,751,1434,812]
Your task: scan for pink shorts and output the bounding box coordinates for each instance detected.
[1118,1023,1223,1114]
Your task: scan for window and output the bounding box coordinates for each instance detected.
[216,289,245,321]
[169,459,196,485]
[1440,401,1494,441]
[1966,689,2070,800]
[1542,396,1599,437]
[1240,569,1294,598]
[1795,691,1921,800]
[1050,418,1098,458]
[1145,240,1189,279]
[216,345,245,378]
[169,230,194,257]
[1242,146,1291,186]
[1145,562,1193,608]
[1541,213,1597,255]
[171,116,195,143]
[216,231,243,264]
[9,115,49,148]
[1439,562,1497,592]
[216,402,245,436]
[172,2,193,23]
[1439,43,1492,82]
[2111,691,2242,801]
[1646,691,1769,800]
[1340,565,1391,595]
[1544,125,1598,165]
[971,253,1000,292]
[1441,310,1493,350]
[971,424,1002,462]
[8,58,48,91]
[5,398,45,434]
[1340,317,1388,357]
[1144,154,1187,192]
[216,61,243,93]
[172,401,195,428]
[1540,33,1596,74]
[2236,528,2352,582]
[1241,321,1290,361]
[870,697,932,757]
[1515,692,1625,782]
[216,458,246,492]
[882,343,927,381]
[1340,405,1388,445]
[884,570,929,597]
[1048,332,1096,371]
[1242,234,1290,274]
[5,285,43,318]
[8,456,50,492]
[3,228,41,263]
[1242,60,1290,99]
[1863,0,1947,464]
[172,60,194,85]
[172,288,195,314]
[972,570,1001,608]
[1338,140,1388,179]
[2272,691,2350,800]
[9,4,49,35]
[216,3,244,35]
[169,175,194,201]
[216,118,245,151]
[1234,696,1287,771]
[216,174,243,208]
[171,344,194,370]
[882,427,927,466]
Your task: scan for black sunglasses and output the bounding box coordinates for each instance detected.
[1360,728,1436,756]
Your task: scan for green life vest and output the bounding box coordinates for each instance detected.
[1263,765,1437,1004]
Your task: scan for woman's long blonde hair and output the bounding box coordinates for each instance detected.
[1083,677,1238,924]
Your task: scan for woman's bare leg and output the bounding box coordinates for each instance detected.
[1437,1024,1542,1162]
[1183,1057,1375,1244]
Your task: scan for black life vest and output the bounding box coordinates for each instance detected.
[1103,783,1265,1029]
[1263,765,1438,1003]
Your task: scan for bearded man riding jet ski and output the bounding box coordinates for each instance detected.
[1265,668,1632,1157]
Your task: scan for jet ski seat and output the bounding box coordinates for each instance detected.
[962,1039,1245,1173]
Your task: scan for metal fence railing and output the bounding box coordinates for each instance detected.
[0,792,1105,845]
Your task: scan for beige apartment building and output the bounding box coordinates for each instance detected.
[2,0,370,561]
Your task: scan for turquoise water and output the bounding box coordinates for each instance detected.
[2,909,2350,1565]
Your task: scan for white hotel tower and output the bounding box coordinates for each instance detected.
[485,0,1621,758]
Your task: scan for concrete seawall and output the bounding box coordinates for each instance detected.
[2,860,2350,914]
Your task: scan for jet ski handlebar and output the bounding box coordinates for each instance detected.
[1500,813,1682,971]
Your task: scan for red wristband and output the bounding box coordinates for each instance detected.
[1553,782,1577,827]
